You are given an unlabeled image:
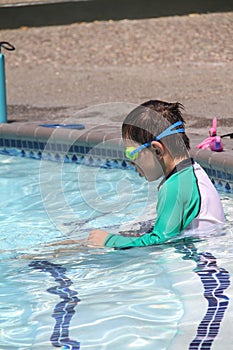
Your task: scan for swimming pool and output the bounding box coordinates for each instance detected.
[1,154,233,349]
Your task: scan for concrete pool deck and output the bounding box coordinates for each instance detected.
[0,12,232,123]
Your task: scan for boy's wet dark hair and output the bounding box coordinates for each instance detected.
[122,100,190,158]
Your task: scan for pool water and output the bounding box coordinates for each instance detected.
[1,155,233,350]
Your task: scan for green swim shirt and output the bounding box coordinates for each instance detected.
[104,159,202,248]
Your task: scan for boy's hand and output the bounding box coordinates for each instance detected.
[87,230,109,247]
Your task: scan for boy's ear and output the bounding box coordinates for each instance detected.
[151,141,164,158]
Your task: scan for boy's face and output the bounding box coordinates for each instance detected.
[125,141,164,182]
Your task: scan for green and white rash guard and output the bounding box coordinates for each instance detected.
[104,158,225,249]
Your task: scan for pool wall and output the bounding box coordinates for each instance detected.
[0,122,233,191]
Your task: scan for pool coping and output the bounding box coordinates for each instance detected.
[1,121,233,190]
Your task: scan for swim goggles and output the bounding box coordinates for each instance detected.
[125,121,184,161]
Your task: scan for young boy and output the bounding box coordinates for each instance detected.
[88,100,225,248]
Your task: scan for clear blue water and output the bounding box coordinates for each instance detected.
[1,155,233,350]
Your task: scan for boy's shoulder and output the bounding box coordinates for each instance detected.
[159,158,196,190]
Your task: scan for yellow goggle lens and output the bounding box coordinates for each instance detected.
[125,147,138,161]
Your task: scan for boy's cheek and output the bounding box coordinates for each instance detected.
[143,164,164,182]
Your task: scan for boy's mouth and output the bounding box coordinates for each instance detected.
[135,166,144,178]
[130,161,145,178]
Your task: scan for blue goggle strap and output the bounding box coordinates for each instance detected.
[155,121,184,141]
[129,142,151,155]
[129,121,184,156]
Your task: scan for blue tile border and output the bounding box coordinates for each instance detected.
[0,146,131,170]
[0,144,232,193]
[0,123,233,192]
[190,147,233,192]
[203,167,233,193]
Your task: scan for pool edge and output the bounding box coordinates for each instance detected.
[1,122,233,190]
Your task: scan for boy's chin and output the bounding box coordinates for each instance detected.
[145,175,161,182]
[144,176,159,182]
[138,169,163,182]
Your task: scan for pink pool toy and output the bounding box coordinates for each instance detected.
[196,117,224,152]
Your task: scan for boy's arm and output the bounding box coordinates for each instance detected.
[87,229,161,248]
[87,191,173,249]
[88,229,110,247]
[103,175,200,249]
[87,228,163,248]
[103,186,183,249]
[103,205,181,248]
[104,230,164,248]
